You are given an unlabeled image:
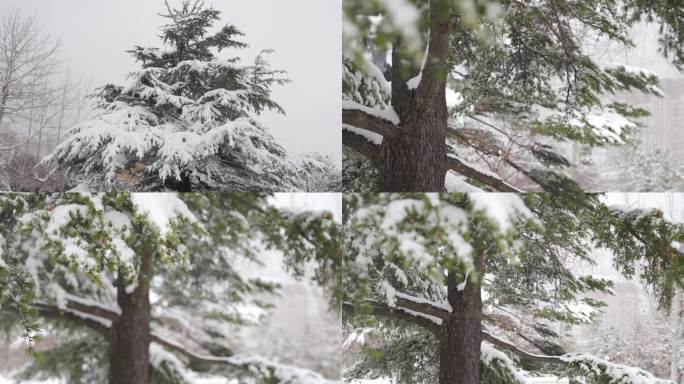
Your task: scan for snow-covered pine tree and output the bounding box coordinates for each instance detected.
[342,193,684,384]
[0,192,340,384]
[45,0,338,192]
[342,0,681,192]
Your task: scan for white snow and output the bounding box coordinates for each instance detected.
[377,0,421,52]
[468,193,536,232]
[395,306,443,325]
[445,171,485,193]
[456,274,468,291]
[446,154,503,180]
[574,111,636,144]
[394,290,452,312]
[46,204,87,235]
[343,124,384,146]
[560,353,673,384]
[407,35,429,90]
[446,88,463,108]
[131,193,197,236]
[481,342,532,384]
[342,100,400,125]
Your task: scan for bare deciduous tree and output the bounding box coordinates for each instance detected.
[0,9,61,131]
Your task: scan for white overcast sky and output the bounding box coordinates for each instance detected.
[0,0,342,165]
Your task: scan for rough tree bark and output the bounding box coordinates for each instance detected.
[380,1,451,192]
[109,250,153,384]
[343,0,456,192]
[439,250,483,384]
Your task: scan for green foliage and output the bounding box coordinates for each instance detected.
[343,0,682,189]
[0,192,340,383]
[18,333,109,384]
[343,148,378,193]
[343,192,684,384]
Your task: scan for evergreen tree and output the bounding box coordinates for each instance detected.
[342,193,684,384]
[46,0,338,192]
[342,0,681,192]
[0,192,340,384]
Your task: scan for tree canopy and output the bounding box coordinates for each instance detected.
[46,0,338,192]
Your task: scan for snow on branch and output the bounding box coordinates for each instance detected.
[482,330,564,365]
[343,128,383,163]
[342,300,441,334]
[561,354,674,384]
[151,333,335,384]
[482,331,674,384]
[343,125,384,146]
[445,155,522,193]
[342,100,400,126]
[481,341,533,384]
[393,290,452,315]
[32,302,113,337]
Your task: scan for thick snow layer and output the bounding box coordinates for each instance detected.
[573,111,635,144]
[533,105,636,145]
[343,124,384,146]
[481,342,532,384]
[445,171,485,193]
[468,193,536,231]
[396,307,443,325]
[131,193,197,236]
[342,100,400,125]
[560,354,673,384]
[446,88,463,108]
[46,204,87,235]
[394,290,452,312]
[355,196,474,273]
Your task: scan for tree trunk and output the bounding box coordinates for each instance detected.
[0,84,9,131]
[379,1,450,192]
[109,253,153,384]
[671,290,682,383]
[439,271,482,384]
[379,102,447,191]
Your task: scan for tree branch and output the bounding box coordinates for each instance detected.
[342,301,442,335]
[447,123,545,190]
[482,330,564,364]
[343,127,382,164]
[394,293,450,320]
[445,155,522,192]
[151,333,332,383]
[343,109,398,138]
[32,302,112,338]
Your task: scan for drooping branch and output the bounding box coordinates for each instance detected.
[342,300,442,335]
[32,302,112,338]
[447,124,545,190]
[481,330,564,365]
[60,294,121,321]
[151,332,334,383]
[445,155,522,192]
